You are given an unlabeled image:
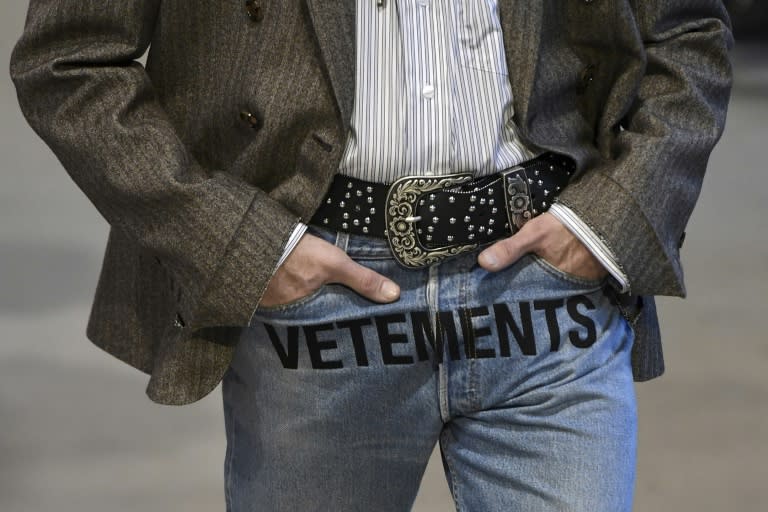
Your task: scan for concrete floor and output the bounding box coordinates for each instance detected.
[1,8,766,511]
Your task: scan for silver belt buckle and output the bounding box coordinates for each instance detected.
[500,166,533,232]
[384,173,476,268]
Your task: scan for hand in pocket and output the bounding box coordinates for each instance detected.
[257,232,402,308]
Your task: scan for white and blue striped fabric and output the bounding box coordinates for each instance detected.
[337,0,536,181]
[277,0,629,292]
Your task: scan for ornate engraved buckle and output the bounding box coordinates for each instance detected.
[501,167,533,232]
[384,173,476,268]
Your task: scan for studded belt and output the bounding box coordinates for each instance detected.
[309,152,576,268]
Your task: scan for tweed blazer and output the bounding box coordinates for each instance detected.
[9,0,733,405]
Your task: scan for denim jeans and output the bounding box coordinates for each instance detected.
[222,222,637,511]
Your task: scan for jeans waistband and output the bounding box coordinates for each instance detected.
[307,222,395,259]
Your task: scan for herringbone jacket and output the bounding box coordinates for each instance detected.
[9,0,734,405]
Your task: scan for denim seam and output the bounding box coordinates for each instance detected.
[223,398,236,511]
[440,427,466,511]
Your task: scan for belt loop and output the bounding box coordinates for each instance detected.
[335,230,350,253]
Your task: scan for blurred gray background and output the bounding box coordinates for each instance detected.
[1,3,766,511]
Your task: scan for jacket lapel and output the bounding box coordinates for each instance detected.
[498,0,543,137]
[304,0,356,131]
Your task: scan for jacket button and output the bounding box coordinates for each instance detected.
[245,0,264,22]
[239,110,263,130]
[578,64,596,92]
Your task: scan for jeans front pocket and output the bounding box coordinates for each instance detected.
[527,253,609,289]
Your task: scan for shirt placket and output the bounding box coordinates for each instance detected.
[399,0,452,176]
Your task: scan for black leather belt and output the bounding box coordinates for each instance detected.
[309,152,576,268]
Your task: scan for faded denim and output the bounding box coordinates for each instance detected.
[222,223,637,511]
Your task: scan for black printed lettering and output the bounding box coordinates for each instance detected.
[533,299,565,352]
[376,314,413,365]
[493,302,536,356]
[336,317,373,366]
[436,310,461,361]
[410,310,436,362]
[304,323,342,369]
[264,323,300,369]
[459,306,495,359]
[567,295,597,348]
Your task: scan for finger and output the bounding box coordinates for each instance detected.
[477,223,539,271]
[329,255,401,303]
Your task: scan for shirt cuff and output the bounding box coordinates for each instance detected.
[547,203,630,294]
[276,221,309,268]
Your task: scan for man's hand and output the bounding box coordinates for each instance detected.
[258,233,401,308]
[477,212,609,281]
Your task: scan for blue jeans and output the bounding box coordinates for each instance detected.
[222,223,637,511]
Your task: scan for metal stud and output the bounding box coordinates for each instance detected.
[427,226,434,233]
[504,222,509,228]
[367,196,374,203]
[429,194,436,201]
[488,188,494,195]
[489,219,495,225]
[468,225,475,231]
[355,204,361,211]
[419,199,425,206]
[353,219,360,226]
[326,197,332,204]
[370,207,376,214]
[366,186,373,193]
[491,207,498,214]
[365,217,371,224]
[323,218,329,224]
[549,165,555,171]
[432,216,439,224]
[527,178,534,185]
[426,234,433,241]
[449,217,457,224]
[363,226,369,233]
[534,170,540,176]
[479,198,486,205]
[532,209,538,215]
[342,222,348,229]
[488,199,495,206]
[537,180,543,186]
[469,205,476,212]
[448,196,456,203]
[339,200,345,207]
[347,181,354,189]
[343,212,349,219]
[544,189,550,196]
[345,191,351,198]
[468,233,475,240]
[487,228,494,235]
[470,195,477,202]
[542,202,547,208]
[447,235,454,242]
[356,189,363,197]
[479,226,486,233]
[429,205,436,212]
[418,228,423,234]
[464,216,471,222]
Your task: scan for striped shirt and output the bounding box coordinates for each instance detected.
[277,0,628,292]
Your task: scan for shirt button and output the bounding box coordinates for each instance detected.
[422,84,435,98]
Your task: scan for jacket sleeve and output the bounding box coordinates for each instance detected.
[553,0,734,297]
[8,0,301,329]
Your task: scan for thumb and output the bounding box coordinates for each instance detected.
[330,255,401,303]
[478,222,539,271]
